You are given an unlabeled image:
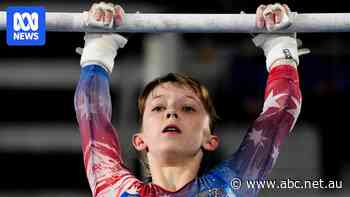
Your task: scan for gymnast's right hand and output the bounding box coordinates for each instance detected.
[77,2,128,73]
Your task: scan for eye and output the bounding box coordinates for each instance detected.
[152,106,165,112]
[182,105,195,112]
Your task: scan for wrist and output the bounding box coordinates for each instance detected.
[80,34,127,73]
[81,64,110,78]
[269,58,297,71]
[81,61,111,73]
[264,36,299,71]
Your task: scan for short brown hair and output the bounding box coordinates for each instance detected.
[138,73,219,132]
[136,73,220,181]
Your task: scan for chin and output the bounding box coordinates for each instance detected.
[157,145,200,159]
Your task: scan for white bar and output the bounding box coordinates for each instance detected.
[1,11,350,33]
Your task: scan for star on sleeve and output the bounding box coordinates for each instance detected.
[262,90,287,114]
[248,128,268,147]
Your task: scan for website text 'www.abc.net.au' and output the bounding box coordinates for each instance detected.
[230,177,343,191]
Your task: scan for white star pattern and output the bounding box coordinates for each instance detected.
[271,146,280,166]
[248,128,268,147]
[262,90,287,114]
[286,96,302,131]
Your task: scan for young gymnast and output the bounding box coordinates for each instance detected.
[75,2,306,196]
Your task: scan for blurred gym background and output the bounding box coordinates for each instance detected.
[0,0,349,196]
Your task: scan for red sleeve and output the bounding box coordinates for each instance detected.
[228,64,302,195]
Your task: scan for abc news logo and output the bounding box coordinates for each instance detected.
[7,7,46,46]
[13,12,39,39]
[14,12,39,31]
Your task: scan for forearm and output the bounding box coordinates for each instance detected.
[230,63,301,194]
[75,64,112,120]
[74,64,125,196]
[262,63,302,135]
[74,64,118,150]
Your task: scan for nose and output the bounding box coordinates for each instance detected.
[166,111,178,119]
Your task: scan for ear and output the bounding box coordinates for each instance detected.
[132,133,148,151]
[202,134,220,151]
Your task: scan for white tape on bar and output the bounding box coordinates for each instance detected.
[1,11,350,33]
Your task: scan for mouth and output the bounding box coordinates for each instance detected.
[162,124,182,134]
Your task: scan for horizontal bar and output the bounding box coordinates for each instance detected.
[1,12,350,33]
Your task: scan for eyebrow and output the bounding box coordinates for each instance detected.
[151,94,200,104]
[185,95,200,103]
[151,94,163,100]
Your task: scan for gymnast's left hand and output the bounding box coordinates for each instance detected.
[256,3,292,32]
[252,3,310,71]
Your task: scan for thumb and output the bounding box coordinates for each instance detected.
[75,47,83,55]
[298,48,311,56]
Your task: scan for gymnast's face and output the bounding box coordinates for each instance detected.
[133,82,219,161]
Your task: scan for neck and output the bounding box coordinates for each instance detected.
[148,151,203,192]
